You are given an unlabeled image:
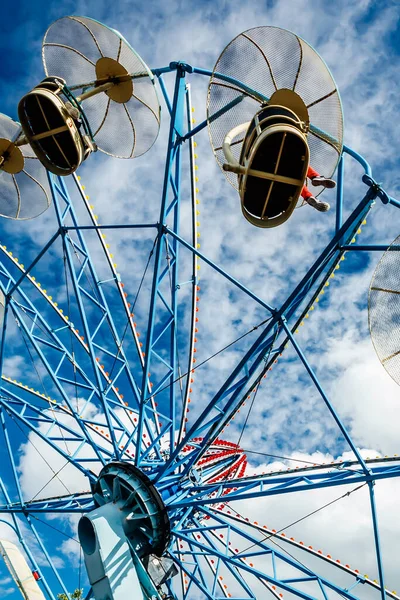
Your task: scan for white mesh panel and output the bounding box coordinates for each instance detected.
[208,26,343,189]
[0,115,50,220]
[42,16,160,158]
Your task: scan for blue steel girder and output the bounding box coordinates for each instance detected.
[0,464,89,600]
[6,298,109,466]
[189,513,317,599]
[7,298,139,460]
[0,265,155,471]
[209,506,393,599]
[172,528,345,600]
[174,506,380,600]
[0,251,119,399]
[165,461,400,509]
[189,512,259,599]
[0,495,94,513]
[0,209,167,470]
[155,169,380,481]
[0,388,114,477]
[179,550,222,600]
[50,175,164,461]
[136,66,188,467]
[69,174,157,417]
[175,83,201,446]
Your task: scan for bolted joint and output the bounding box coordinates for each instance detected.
[169,61,194,76]
[362,174,389,203]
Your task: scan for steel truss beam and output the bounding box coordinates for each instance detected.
[166,462,400,508]
[136,66,197,468]
[157,159,379,481]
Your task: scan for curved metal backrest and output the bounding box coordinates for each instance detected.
[240,104,305,166]
[239,122,309,228]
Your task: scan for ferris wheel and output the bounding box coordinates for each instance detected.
[0,17,400,600]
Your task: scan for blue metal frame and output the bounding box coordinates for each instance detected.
[0,62,399,599]
[136,65,187,467]
[157,174,377,480]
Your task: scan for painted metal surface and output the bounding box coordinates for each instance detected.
[0,63,398,600]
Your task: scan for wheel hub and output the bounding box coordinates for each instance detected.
[85,462,170,558]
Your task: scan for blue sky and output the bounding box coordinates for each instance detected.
[1,0,400,598]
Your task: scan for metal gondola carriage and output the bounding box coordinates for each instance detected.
[222,89,310,227]
[1,14,161,203]
[208,26,344,227]
[18,76,96,176]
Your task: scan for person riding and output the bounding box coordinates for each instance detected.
[301,166,335,212]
